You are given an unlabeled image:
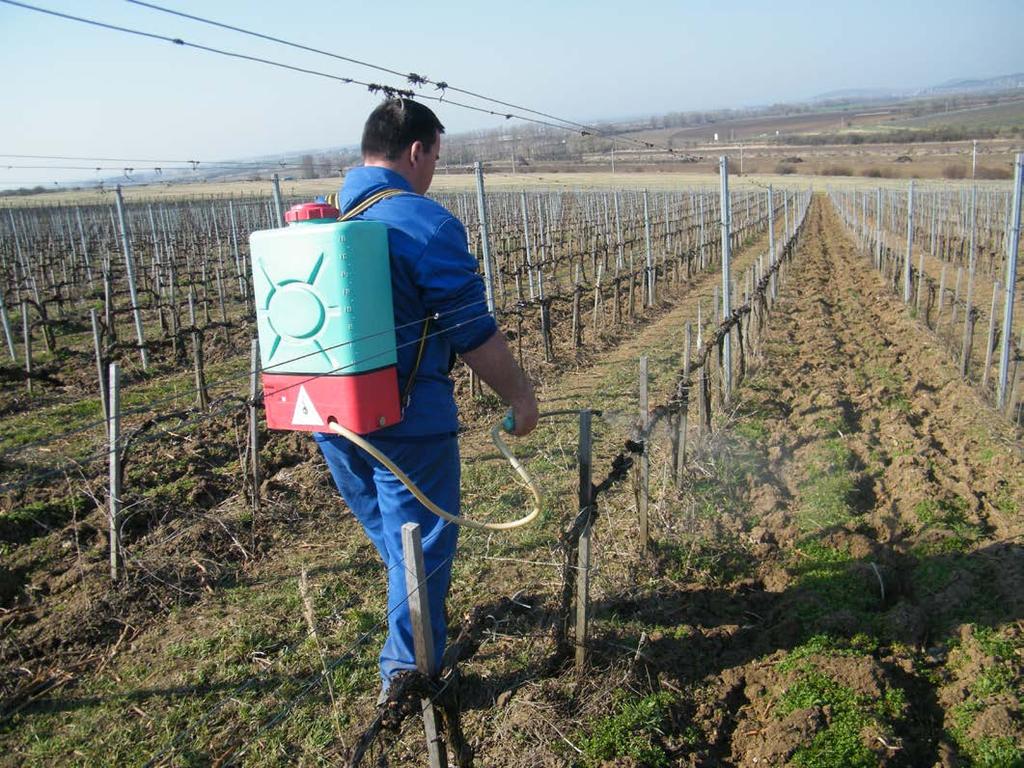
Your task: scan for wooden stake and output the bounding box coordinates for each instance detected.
[638,355,649,554]
[575,410,593,673]
[188,294,209,410]
[983,283,1001,391]
[91,309,108,422]
[675,323,691,485]
[21,301,32,396]
[249,339,261,515]
[401,523,448,768]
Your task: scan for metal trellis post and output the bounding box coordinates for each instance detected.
[998,153,1023,410]
[719,156,732,402]
[474,162,496,316]
[108,362,122,582]
[114,185,149,371]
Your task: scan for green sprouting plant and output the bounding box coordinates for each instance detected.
[948,627,1024,767]
[788,540,879,626]
[776,633,879,672]
[577,691,674,768]
[796,439,857,532]
[776,671,906,768]
[972,625,1017,661]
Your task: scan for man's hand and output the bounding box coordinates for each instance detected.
[507,394,539,436]
[460,331,538,437]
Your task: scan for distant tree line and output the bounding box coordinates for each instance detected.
[0,185,64,197]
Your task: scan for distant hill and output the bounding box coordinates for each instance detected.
[814,73,1024,102]
[813,88,904,102]
[925,73,1024,94]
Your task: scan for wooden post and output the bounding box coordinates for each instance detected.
[21,301,32,396]
[108,362,122,582]
[1006,354,1022,420]
[675,323,691,485]
[643,189,655,307]
[983,283,1001,391]
[401,523,448,768]
[91,309,108,422]
[249,339,261,514]
[103,267,116,344]
[188,294,209,410]
[949,267,964,335]
[540,300,553,362]
[271,174,286,228]
[575,409,593,673]
[571,265,582,350]
[936,265,948,326]
[638,355,649,553]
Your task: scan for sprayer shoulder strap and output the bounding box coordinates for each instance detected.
[332,188,407,221]
[328,187,430,408]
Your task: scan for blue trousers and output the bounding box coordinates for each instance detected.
[313,431,460,684]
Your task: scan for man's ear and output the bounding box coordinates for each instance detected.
[408,140,425,166]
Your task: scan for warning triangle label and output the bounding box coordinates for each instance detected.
[291,385,324,426]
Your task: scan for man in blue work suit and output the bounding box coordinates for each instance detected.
[314,99,538,701]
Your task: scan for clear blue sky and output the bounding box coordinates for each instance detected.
[1,0,1022,187]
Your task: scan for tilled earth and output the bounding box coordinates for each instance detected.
[553,198,1021,767]
[455,198,1024,767]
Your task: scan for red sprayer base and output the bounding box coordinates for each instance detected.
[261,367,402,435]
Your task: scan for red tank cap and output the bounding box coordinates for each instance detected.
[285,202,340,222]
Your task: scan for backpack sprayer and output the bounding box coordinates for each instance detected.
[249,197,541,531]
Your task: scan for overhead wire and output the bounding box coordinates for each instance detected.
[122,0,609,137]
[0,0,572,137]
[122,0,689,158]
[2,0,687,160]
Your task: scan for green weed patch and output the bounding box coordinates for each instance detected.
[788,540,880,627]
[796,439,858,532]
[577,691,674,767]
[776,668,906,768]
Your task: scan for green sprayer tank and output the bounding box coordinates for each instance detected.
[249,202,401,434]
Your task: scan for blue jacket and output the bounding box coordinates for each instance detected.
[337,166,496,437]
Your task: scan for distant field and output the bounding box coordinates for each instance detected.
[886,97,1024,131]
[2,136,1020,208]
[622,108,892,145]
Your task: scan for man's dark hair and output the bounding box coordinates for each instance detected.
[361,99,445,161]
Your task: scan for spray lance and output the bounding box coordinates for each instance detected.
[249,199,541,531]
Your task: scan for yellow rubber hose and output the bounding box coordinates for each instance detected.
[327,419,542,531]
